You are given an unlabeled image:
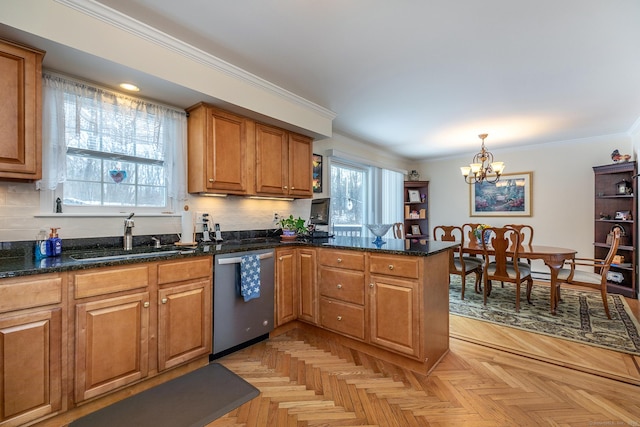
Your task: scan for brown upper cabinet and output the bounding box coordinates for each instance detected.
[255,123,313,198]
[0,38,44,181]
[187,103,313,198]
[186,103,249,195]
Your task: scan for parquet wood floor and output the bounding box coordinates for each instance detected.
[210,318,640,427]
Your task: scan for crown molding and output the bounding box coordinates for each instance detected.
[54,0,337,121]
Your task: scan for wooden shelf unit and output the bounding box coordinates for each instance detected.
[403,181,429,239]
[593,161,637,297]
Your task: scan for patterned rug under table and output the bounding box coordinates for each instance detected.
[449,275,640,356]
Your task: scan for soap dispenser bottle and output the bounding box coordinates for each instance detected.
[47,227,62,257]
[35,229,48,260]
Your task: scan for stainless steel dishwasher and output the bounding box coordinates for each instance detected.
[212,248,275,356]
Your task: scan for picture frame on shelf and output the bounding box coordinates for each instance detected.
[411,225,422,235]
[470,172,532,217]
[408,189,421,203]
[312,154,323,193]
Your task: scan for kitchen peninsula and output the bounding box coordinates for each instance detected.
[0,235,455,426]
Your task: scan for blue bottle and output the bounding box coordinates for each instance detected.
[46,227,62,257]
[34,229,48,260]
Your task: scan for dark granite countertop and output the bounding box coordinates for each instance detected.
[0,235,458,279]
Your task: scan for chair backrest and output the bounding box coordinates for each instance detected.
[482,227,522,281]
[462,223,483,243]
[505,224,534,247]
[433,225,464,274]
[601,227,621,276]
[393,223,404,239]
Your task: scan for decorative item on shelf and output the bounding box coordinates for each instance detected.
[615,179,632,195]
[408,170,420,181]
[473,224,491,244]
[366,224,393,247]
[420,193,426,203]
[408,189,421,203]
[607,224,627,246]
[460,134,505,184]
[409,210,420,219]
[599,212,612,220]
[278,215,307,241]
[615,210,631,220]
[607,271,624,284]
[611,149,631,163]
[613,254,625,264]
[411,225,422,235]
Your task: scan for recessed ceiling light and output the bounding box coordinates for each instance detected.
[119,82,140,92]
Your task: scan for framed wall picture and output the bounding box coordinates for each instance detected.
[411,225,422,235]
[312,154,323,193]
[408,189,421,203]
[470,172,532,217]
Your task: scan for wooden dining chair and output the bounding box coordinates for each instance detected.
[433,225,483,299]
[505,224,534,267]
[556,227,620,319]
[393,222,404,239]
[462,223,483,243]
[481,226,533,312]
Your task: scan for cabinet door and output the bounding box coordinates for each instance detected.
[75,292,150,402]
[288,133,313,197]
[158,279,212,371]
[0,308,62,426]
[275,248,297,325]
[298,248,317,324]
[369,275,420,357]
[255,123,288,196]
[205,108,248,192]
[0,40,44,179]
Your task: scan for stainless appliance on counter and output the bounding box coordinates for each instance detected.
[212,248,275,357]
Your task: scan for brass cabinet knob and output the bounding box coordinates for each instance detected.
[279,257,283,261]
[208,178,214,182]
[283,186,288,189]
[161,298,168,304]
[337,284,342,289]
[291,186,295,190]
[369,283,374,288]
[337,316,342,321]
[337,258,342,263]
[143,301,150,308]
[388,264,394,270]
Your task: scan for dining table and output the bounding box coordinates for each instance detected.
[461,240,577,314]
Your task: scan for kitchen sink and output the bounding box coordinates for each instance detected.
[70,249,194,263]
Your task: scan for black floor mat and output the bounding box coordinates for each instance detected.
[70,363,259,427]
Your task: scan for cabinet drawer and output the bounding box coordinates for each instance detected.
[320,298,365,341]
[158,257,212,284]
[318,249,365,270]
[319,267,365,305]
[0,274,62,313]
[369,254,420,279]
[74,265,150,299]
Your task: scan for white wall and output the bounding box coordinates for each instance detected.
[418,134,633,273]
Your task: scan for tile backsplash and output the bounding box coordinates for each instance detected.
[0,182,312,242]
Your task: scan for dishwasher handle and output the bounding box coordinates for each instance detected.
[217,251,274,265]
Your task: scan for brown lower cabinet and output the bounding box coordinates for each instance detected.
[0,274,64,426]
[73,257,212,403]
[0,256,212,426]
[280,247,450,372]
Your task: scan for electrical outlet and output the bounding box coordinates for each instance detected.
[273,212,280,223]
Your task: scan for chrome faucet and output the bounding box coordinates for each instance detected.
[124,213,135,250]
[151,237,161,249]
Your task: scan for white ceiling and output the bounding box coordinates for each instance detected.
[4,0,640,160]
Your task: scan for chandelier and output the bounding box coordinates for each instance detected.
[460,133,505,184]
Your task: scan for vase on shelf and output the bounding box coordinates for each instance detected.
[408,170,420,181]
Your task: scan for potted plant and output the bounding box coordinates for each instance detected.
[278,215,307,240]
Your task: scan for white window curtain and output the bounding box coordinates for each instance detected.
[37,73,188,203]
[381,169,403,224]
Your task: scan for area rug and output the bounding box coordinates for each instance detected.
[70,363,259,427]
[449,275,640,356]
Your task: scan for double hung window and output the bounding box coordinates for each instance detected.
[38,73,187,212]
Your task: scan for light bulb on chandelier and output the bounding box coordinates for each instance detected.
[460,133,505,184]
